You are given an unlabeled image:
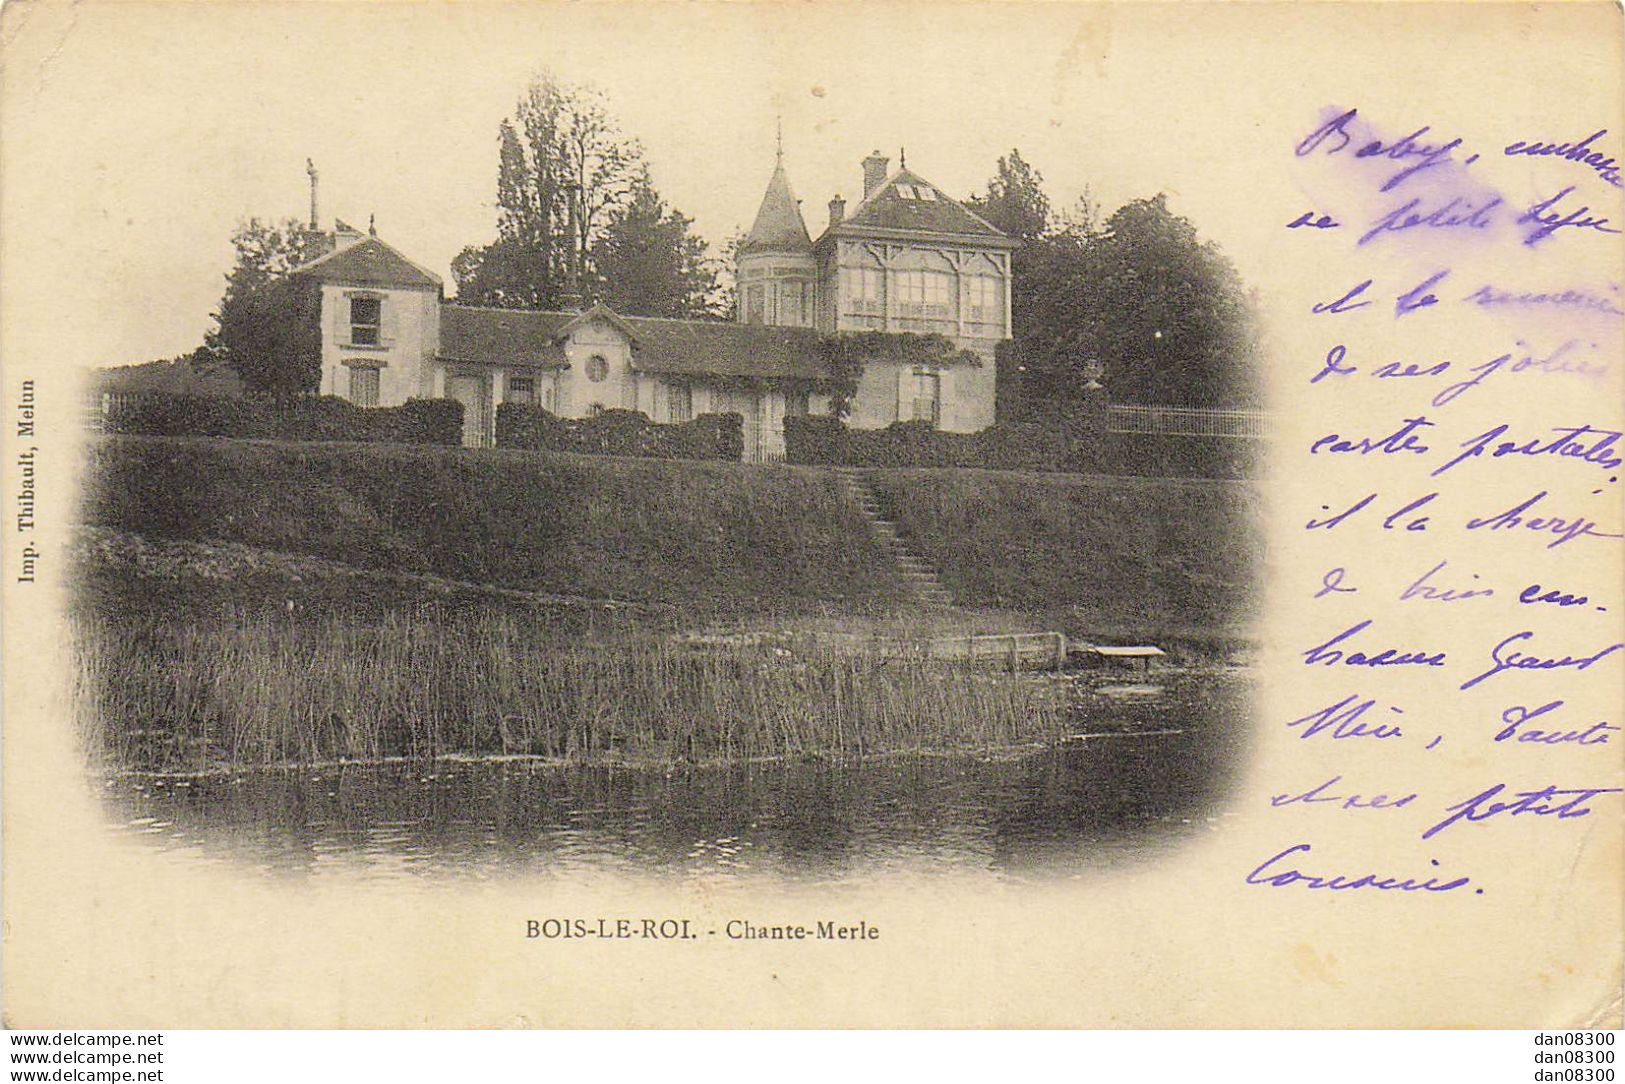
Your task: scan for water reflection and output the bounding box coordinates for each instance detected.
[102,672,1250,884]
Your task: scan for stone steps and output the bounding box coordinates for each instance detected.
[833,468,954,607]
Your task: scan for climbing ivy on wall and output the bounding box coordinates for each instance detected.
[815,331,983,418]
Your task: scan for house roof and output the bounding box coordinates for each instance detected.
[436,303,831,381]
[740,157,813,255]
[290,235,443,290]
[623,316,828,380]
[818,167,1016,248]
[439,304,571,368]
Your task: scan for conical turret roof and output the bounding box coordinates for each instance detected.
[740,156,813,255]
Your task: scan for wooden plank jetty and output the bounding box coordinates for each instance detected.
[1071,644,1167,672]
[919,631,1069,671]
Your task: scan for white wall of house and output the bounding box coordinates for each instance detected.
[319,283,440,405]
[845,357,993,433]
[556,319,637,417]
[819,239,1008,433]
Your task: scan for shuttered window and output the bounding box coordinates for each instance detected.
[349,296,381,346]
[349,366,380,407]
[911,368,940,426]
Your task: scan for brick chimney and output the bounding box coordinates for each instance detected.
[862,151,889,199]
[828,195,845,228]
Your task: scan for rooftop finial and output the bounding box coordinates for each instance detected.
[775,116,783,163]
[368,213,376,237]
[900,146,906,169]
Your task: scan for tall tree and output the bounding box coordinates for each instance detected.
[968,150,1256,413]
[967,149,1051,246]
[1024,195,1258,409]
[590,175,718,318]
[967,150,1054,344]
[454,72,650,310]
[206,218,329,397]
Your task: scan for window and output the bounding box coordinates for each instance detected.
[667,382,693,422]
[349,365,380,407]
[841,266,884,316]
[911,368,940,426]
[508,376,535,404]
[585,355,609,382]
[967,275,1003,327]
[349,296,381,346]
[744,285,765,325]
[893,184,937,201]
[776,280,812,327]
[784,389,809,417]
[896,270,952,317]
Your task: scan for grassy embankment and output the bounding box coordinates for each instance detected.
[867,468,1259,645]
[75,436,1255,771]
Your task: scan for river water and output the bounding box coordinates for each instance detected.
[101,671,1251,885]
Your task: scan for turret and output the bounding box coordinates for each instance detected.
[736,145,817,328]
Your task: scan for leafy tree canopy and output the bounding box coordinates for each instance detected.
[454,72,718,319]
[205,217,327,398]
[971,152,1258,414]
[591,175,719,319]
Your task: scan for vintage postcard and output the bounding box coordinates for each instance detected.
[2,1,1620,1031]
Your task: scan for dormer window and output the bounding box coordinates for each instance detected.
[349,296,381,346]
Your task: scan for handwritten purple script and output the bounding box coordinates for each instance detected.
[1269,105,1623,898]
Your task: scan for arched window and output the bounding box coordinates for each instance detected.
[585,355,609,382]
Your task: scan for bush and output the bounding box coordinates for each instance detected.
[495,403,742,462]
[784,414,847,465]
[494,400,571,451]
[386,398,465,447]
[785,417,1084,472]
[101,393,464,447]
[708,412,744,463]
[102,394,258,437]
[781,414,1248,478]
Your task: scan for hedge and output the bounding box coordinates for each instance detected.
[102,394,464,446]
[785,416,1082,472]
[783,415,1251,478]
[495,404,743,462]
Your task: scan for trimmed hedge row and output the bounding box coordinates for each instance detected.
[495,404,743,462]
[786,416,1087,472]
[103,394,464,446]
[783,414,1250,479]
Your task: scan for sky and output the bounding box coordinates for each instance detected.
[1,2,1617,370]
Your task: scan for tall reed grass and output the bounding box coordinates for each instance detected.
[73,607,1068,772]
